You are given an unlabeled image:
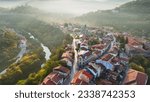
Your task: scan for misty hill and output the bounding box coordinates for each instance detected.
[118,0,150,13]
[9,5,44,14]
[0,4,69,84]
[0,28,20,71]
[0,7,8,13]
[76,0,150,36]
[6,5,73,23]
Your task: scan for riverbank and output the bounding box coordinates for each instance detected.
[28,32,51,66]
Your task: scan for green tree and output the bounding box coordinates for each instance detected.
[130,62,145,72]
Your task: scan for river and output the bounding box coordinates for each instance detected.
[28,33,51,64]
[0,33,51,75]
[0,34,27,74]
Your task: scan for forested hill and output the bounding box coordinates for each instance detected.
[9,5,44,14]
[76,0,150,36]
[0,28,20,72]
[0,5,68,84]
[117,0,150,14]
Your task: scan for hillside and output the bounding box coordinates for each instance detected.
[76,0,150,36]
[0,28,20,72]
[118,0,150,13]
[0,5,66,49]
[0,5,68,84]
[7,5,73,23]
[9,5,44,14]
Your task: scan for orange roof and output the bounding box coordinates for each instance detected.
[71,78,88,85]
[101,54,113,61]
[62,51,73,59]
[91,44,105,50]
[128,37,142,46]
[53,66,70,75]
[96,79,112,85]
[71,69,93,84]
[123,69,148,85]
[42,72,64,85]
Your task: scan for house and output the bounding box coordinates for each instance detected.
[144,42,150,50]
[91,44,106,52]
[123,69,148,85]
[62,51,73,60]
[71,69,93,85]
[96,60,114,71]
[101,54,114,62]
[78,51,92,65]
[80,42,89,50]
[108,46,119,56]
[41,72,65,85]
[111,57,120,64]
[96,79,112,85]
[53,66,71,77]
[71,78,88,85]
[107,71,120,84]
[125,44,146,57]
[61,58,73,68]
[41,66,70,85]
[127,37,143,49]
[85,62,102,78]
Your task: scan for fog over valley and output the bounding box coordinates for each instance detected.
[0,0,133,15]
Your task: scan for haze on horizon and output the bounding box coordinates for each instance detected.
[0,0,134,15]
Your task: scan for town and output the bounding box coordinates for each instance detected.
[41,24,149,85]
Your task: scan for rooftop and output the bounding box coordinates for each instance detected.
[123,69,148,85]
[42,72,64,85]
[53,66,70,75]
[101,54,114,61]
[71,69,93,85]
[91,44,105,50]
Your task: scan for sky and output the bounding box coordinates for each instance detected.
[0,0,133,15]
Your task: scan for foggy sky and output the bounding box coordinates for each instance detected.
[0,0,134,15]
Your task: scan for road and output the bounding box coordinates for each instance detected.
[67,38,79,84]
[0,35,27,75]
[15,37,27,63]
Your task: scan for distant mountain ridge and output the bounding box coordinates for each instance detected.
[117,0,150,13]
[76,0,150,36]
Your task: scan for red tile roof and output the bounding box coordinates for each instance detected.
[41,78,56,85]
[126,44,145,52]
[53,66,70,75]
[71,69,93,85]
[96,79,112,85]
[109,46,119,54]
[101,54,113,61]
[71,78,88,85]
[111,57,120,63]
[123,69,148,85]
[62,51,73,59]
[81,70,93,81]
[91,44,105,50]
[42,72,64,85]
[127,37,142,46]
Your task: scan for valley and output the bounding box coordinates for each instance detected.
[0,0,150,85]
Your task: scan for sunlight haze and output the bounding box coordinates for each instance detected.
[0,0,134,15]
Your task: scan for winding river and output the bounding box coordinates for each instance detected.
[28,33,51,64]
[0,33,51,75]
